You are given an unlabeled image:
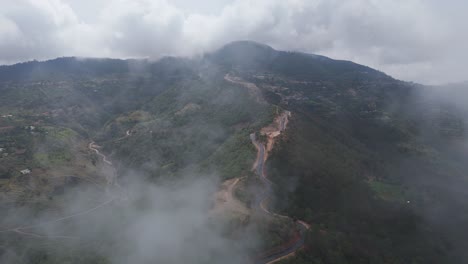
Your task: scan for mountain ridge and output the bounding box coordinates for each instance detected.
[0,41,391,84]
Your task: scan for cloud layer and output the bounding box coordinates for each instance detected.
[1,175,257,263]
[0,0,466,84]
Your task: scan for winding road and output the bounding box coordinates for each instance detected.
[89,142,113,166]
[250,118,309,264]
[88,141,128,199]
[0,136,128,239]
[224,73,309,263]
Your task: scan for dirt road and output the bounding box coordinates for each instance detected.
[212,177,249,217]
[224,74,266,104]
[250,112,310,264]
[89,142,112,166]
[0,134,129,239]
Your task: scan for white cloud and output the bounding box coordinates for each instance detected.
[0,0,466,84]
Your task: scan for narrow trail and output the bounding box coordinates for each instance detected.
[89,141,114,187]
[225,177,242,206]
[17,198,115,230]
[212,176,249,216]
[0,132,130,239]
[12,229,78,239]
[0,198,116,238]
[88,141,127,196]
[89,142,113,166]
[224,74,266,104]
[88,140,128,199]
[250,112,310,264]
[114,130,132,142]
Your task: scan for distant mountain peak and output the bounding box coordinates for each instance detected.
[209,41,278,71]
[220,40,276,52]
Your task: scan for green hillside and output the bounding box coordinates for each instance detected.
[0,41,467,263]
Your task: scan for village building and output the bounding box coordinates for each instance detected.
[20,169,31,175]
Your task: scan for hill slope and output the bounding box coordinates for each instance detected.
[0,41,467,263]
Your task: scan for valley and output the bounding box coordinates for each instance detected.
[0,41,467,263]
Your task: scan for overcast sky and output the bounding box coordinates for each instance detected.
[0,0,466,84]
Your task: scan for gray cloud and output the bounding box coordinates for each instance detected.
[0,0,466,84]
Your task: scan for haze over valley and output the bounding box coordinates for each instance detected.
[1,1,467,264]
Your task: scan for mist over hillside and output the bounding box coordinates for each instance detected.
[0,41,467,264]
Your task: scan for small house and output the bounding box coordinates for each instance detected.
[20,169,31,175]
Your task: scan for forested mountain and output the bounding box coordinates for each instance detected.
[0,41,467,263]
